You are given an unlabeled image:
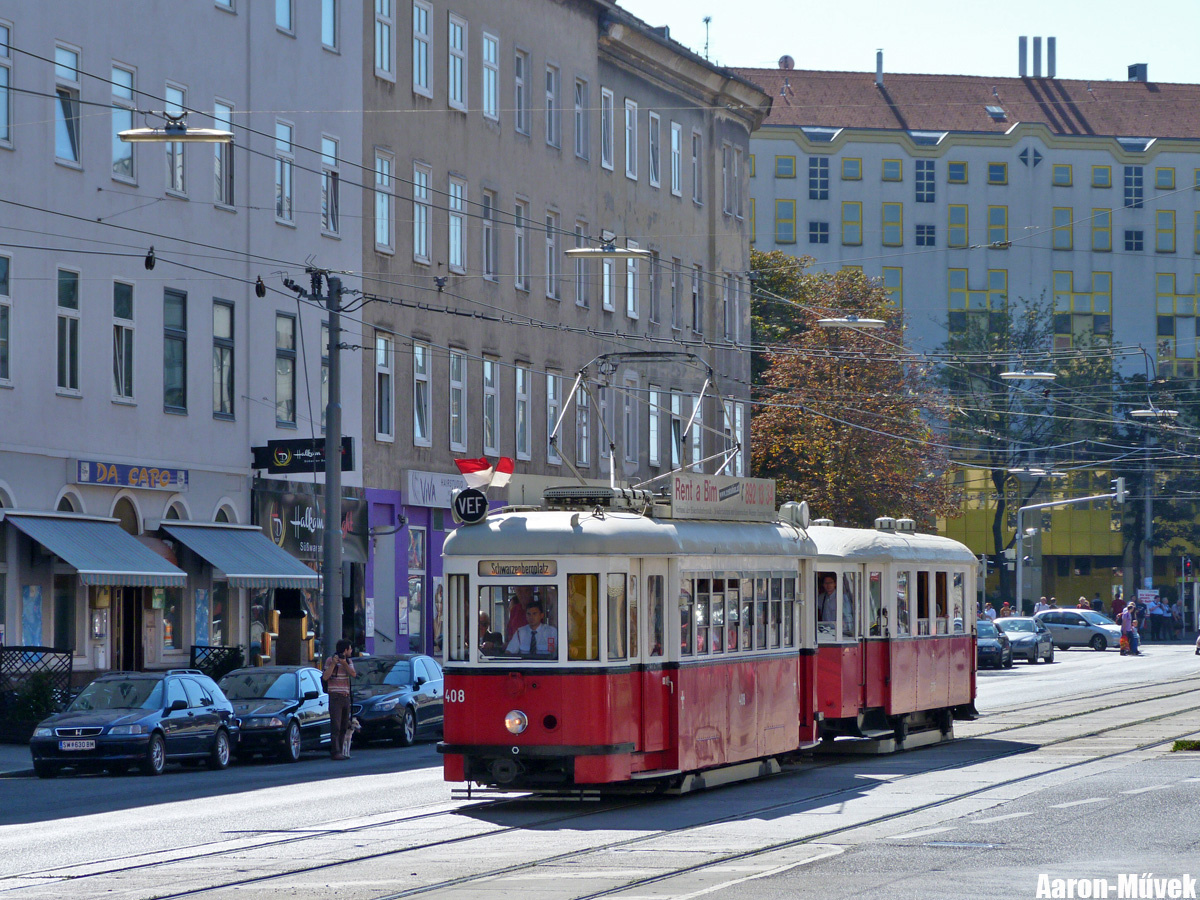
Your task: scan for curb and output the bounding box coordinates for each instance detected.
[0,768,34,779]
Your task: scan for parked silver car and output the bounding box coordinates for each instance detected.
[994,617,1054,664]
[1034,609,1122,652]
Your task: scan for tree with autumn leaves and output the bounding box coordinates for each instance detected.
[750,250,956,529]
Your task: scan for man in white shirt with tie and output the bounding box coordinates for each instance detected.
[506,599,558,656]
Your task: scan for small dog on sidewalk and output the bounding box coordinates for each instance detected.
[343,717,363,757]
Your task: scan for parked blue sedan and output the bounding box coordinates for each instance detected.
[995,617,1055,664]
[350,655,444,746]
[219,666,331,762]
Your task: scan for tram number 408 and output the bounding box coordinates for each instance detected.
[445,689,466,703]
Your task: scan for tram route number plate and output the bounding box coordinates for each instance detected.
[59,739,96,751]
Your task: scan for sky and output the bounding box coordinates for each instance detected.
[620,0,1200,85]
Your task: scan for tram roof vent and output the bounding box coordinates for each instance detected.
[895,517,917,533]
[811,517,834,527]
[874,516,897,532]
[542,485,656,511]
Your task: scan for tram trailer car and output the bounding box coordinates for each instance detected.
[437,479,978,794]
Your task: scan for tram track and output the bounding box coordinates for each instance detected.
[6,673,1197,900]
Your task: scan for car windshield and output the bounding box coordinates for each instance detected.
[352,659,412,688]
[977,621,997,638]
[69,679,163,711]
[998,619,1035,633]
[219,671,295,700]
[1081,611,1116,626]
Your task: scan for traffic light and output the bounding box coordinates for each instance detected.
[1186,557,1194,580]
[1111,477,1127,504]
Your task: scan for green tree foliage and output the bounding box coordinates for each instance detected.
[750,250,955,528]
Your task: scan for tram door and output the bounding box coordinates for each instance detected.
[639,561,672,755]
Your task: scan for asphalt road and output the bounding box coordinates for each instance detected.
[0,643,1196,900]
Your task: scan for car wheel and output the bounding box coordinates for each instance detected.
[1091,634,1107,651]
[1004,652,1014,669]
[142,733,166,776]
[280,721,302,764]
[1045,648,1055,663]
[207,729,231,770]
[397,707,417,746]
[1056,644,1068,652]
[34,761,59,779]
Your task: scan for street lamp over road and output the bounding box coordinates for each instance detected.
[119,111,233,143]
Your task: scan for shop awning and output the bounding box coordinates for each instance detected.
[5,514,187,587]
[162,523,319,589]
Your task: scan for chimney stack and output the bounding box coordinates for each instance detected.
[875,49,883,87]
[1018,36,1027,77]
[1128,63,1148,82]
[1033,36,1042,77]
[1047,37,1056,78]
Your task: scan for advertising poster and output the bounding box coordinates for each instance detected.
[194,588,210,647]
[21,585,42,646]
[432,576,444,657]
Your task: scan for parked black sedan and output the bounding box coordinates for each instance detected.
[995,616,1055,664]
[350,655,443,746]
[30,670,238,777]
[976,619,1013,669]
[219,666,331,762]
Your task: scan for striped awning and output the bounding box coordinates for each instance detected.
[162,523,318,589]
[6,514,187,587]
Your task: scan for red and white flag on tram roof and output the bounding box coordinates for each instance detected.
[454,456,515,490]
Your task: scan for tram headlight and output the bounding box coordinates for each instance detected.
[504,710,528,735]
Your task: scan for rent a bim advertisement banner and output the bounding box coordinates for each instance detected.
[671,474,777,522]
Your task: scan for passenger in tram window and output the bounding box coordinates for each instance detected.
[817,573,838,623]
[505,598,558,657]
[479,611,503,654]
[896,599,910,634]
[505,586,533,640]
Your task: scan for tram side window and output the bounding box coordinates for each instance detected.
[952,571,965,632]
[896,571,910,635]
[726,580,740,653]
[607,573,627,660]
[782,577,795,647]
[647,575,664,657]
[916,570,930,635]
[478,584,560,660]
[740,578,754,650]
[567,574,599,661]
[710,578,725,652]
[756,578,768,648]
[841,573,858,639]
[695,578,710,653]
[448,575,469,661]
[816,571,837,643]
[768,577,781,648]
[679,579,694,656]
[935,571,949,634]
[868,571,883,636]
[628,576,639,657]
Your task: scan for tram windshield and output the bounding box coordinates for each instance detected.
[478,583,560,660]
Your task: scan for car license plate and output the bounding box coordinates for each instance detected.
[58,739,96,751]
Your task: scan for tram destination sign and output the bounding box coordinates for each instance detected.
[478,560,558,577]
[670,474,776,522]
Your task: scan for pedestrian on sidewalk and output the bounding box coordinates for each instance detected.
[323,639,356,760]
[1120,602,1141,656]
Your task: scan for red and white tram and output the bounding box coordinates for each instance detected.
[438,476,978,793]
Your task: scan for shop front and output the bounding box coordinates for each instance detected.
[400,470,466,660]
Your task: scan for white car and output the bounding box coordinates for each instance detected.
[1034,609,1122,651]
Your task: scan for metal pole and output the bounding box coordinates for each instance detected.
[321,275,344,656]
[1142,430,1153,592]
[1015,507,1023,615]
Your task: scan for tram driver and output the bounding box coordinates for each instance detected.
[506,598,558,657]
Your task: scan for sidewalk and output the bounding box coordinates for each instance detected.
[0,742,33,778]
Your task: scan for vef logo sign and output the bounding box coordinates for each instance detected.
[452,488,489,525]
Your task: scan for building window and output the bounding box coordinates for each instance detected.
[374,333,393,439]
[1194,212,1200,254]
[374,152,393,251]
[691,132,702,203]
[808,156,829,200]
[55,46,81,163]
[514,49,530,134]
[321,0,337,48]
[162,84,189,193]
[374,0,394,78]
[514,200,530,290]
[647,386,660,467]
[274,121,294,223]
[0,23,11,145]
[515,363,531,460]
[482,34,499,120]
[648,250,660,323]
[575,386,590,467]
[808,221,829,244]
[545,212,560,299]
[987,162,1007,185]
[320,137,339,234]
[882,267,902,309]
[692,264,703,333]
[275,314,295,425]
[1123,165,1143,209]
[750,198,756,243]
[916,223,935,246]
[213,102,234,206]
[545,65,560,147]
[546,372,561,463]
[1092,165,1111,188]
[1052,207,1073,250]
[842,201,862,245]
[412,163,430,262]
[882,202,903,246]
[574,79,589,159]
[648,112,661,188]
[670,122,683,195]
[482,190,497,279]
[412,1,430,96]
[56,269,80,394]
[600,88,615,168]
[1156,167,1175,190]
[113,282,135,401]
[482,357,498,456]
[622,374,638,464]
[842,158,861,180]
[448,177,466,272]
[447,14,467,110]
[111,66,135,181]
[574,221,589,307]
[0,255,10,383]
[412,341,430,446]
[915,159,935,202]
[625,246,639,319]
[690,395,703,472]
[598,386,612,476]
[624,99,638,179]
[987,205,1008,244]
[212,299,233,417]
[275,0,293,31]
[947,268,1008,334]
[670,258,681,329]
[163,289,187,411]
[948,204,968,247]
[948,161,967,183]
[602,258,614,311]
[670,391,683,468]
[1053,271,1111,351]
[734,402,745,476]
[733,148,743,218]
[775,200,796,243]
[1051,164,1072,186]
[775,155,796,178]
[1092,208,1112,251]
[1124,230,1144,252]
[449,349,466,451]
[723,274,738,340]
[1156,210,1176,252]
[882,159,902,181]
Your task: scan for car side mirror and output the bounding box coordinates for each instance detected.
[414,676,427,687]
[168,699,188,712]
[302,690,319,701]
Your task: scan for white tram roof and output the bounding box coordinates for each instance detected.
[807,525,978,565]
[443,509,818,560]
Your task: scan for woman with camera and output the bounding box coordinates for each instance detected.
[323,639,356,760]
